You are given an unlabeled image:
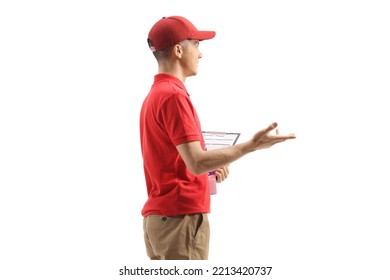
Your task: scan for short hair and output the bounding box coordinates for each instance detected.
[147,39,172,61]
[147,39,191,61]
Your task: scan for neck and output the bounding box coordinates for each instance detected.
[158,62,186,83]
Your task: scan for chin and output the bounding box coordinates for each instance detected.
[188,71,197,77]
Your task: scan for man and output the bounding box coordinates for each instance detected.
[140,16,296,260]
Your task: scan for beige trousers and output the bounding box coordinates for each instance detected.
[143,213,210,260]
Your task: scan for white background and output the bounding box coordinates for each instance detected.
[1,0,389,279]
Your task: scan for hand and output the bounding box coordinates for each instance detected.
[215,165,229,183]
[250,122,296,151]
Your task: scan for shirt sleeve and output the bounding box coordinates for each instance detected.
[159,93,202,147]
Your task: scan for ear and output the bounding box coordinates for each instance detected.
[173,44,183,58]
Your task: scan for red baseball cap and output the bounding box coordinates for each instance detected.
[147,16,216,52]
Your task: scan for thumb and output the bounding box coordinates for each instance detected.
[264,122,278,133]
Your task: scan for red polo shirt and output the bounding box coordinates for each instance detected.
[140,74,210,217]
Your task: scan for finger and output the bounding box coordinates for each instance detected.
[216,170,224,180]
[273,134,296,143]
[215,171,223,183]
[221,166,229,178]
[274,132,296,140]
[264,122,278,134]
[215,169,227,182]
[282,133,296,139]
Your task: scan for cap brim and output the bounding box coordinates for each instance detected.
[191,31,216,41]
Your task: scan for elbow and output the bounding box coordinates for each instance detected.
[187,164,205,176]
[176,142,209,175]
[186,161,208,176]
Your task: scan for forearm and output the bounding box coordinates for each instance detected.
[177,140,254,175]
[199,142,254,173]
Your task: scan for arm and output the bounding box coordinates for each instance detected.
[176,122,296,175]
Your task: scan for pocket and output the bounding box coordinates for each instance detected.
[192,214,209,243]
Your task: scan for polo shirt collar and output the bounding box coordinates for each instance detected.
[154,73,187,92]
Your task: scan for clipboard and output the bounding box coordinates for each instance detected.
[202,131,241,151]
[202,131,241,195]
